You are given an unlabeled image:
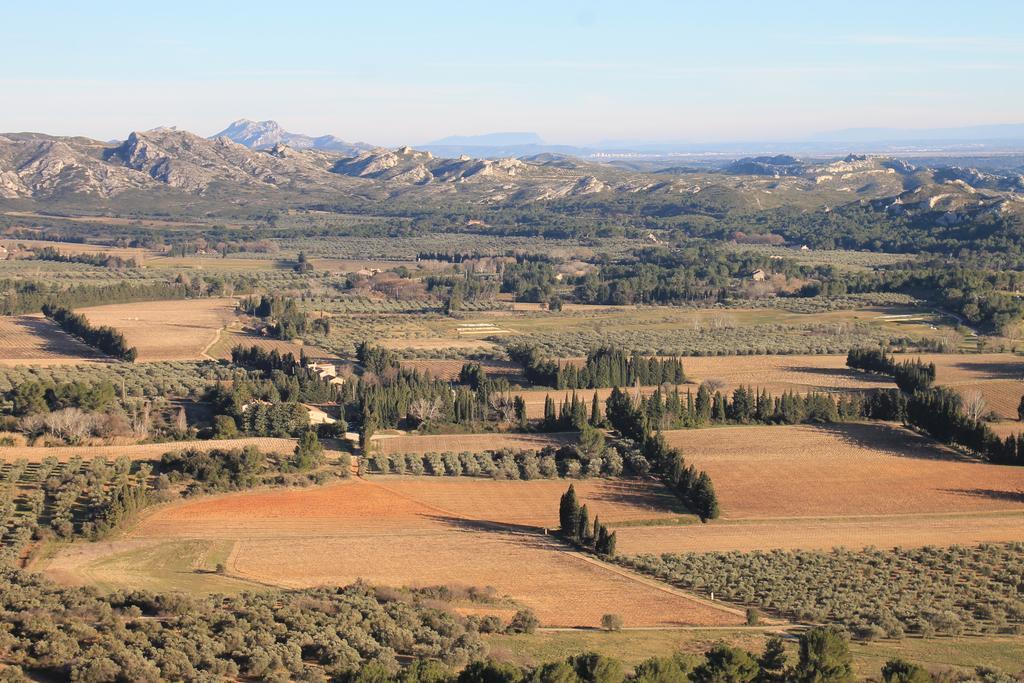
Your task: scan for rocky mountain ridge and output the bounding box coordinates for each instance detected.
[0,127,1020,223]
[212,119,372,155]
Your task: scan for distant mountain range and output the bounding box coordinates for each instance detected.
[211,119,1024,160]
[212,119,373,155]
[1,123,1022,230]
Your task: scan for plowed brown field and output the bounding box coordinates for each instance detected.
[45,477,742,628]
[0,315,105,366]
[78,299,238,361]
[663,423,1024,518]
[909,353,1024,419]
[681,354,892,394]
[608,423,1024,553]
[0,437,297,463]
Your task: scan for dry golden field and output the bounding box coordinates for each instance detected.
[911,352,1024,419]
[615,512,1024,554]
[78,298,238,361]
[0,315,105,366]
[681,354,893,394]
[664,423,1024,518]
[0,436,297,463]
[0,238,150,261]
[208,328,332,361]
[607,423,1024,553]
[370,431,577,455]
[989,421,1024,438]
[367,478,683,527]
[45,477,743,628]
[377,338,500,352]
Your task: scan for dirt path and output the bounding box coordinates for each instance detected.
[200,324,226,360]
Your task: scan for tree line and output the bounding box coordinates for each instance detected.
[241,295,330,339]
[508,344,685,390]
[559,484,617,556]
[0,276,239,316]
[846,348,936,394]
[604,387,719,521]
[42,304,137,361]
[847,347,1024,466]
[30,246,140,269]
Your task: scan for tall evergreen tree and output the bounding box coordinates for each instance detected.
[576,504,591,543]
[559,485,580,536]
[793,627,853,683]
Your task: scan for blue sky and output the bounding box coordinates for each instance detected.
[4,1,1023,145]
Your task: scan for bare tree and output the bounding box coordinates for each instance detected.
[487,391,517,425]
[963,391,988,423]
[126,399,152,438]
[18,413,46,439]
[44,408,95,445]
[173,406,188,437]
[702,378,726,394]
[409,396,444,428]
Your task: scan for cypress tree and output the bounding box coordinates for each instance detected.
[590,392,602,427]
[604,530,616,557]
[559,484,580,535]
[576,504,590,543]
[695,384,712,424]
[514,396,527,429]
[712,392,727,423]
[692,471,720,522]
[543,395,556,430]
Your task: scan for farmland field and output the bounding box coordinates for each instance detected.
[43,477,743,628]
[207,327,332,361]
[609,423,1024,554]
[680,354,893,394]
[0,238,150,261]
[663,423,1024,518]
[0,436,298,463]
[0,314,105,366]
[905,352,1024,419]
[78,298,239,361]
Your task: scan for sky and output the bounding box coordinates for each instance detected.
[3,1,1024,146]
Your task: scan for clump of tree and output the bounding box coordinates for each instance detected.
[605,387,719,521]
[847,348,936,394]
[42,304,137,361]
[625,542,1024,639]
[160,446,268,492]
[31,246,140,269]
[635,383,863,431]
[367,443,622,480]
[559,484,617,556]
[508,344,685,389]
[241,295,328,339]
[0,568,488,681]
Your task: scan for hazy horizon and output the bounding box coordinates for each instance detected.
[4,1,1024,146]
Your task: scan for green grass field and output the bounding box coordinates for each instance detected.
[486,630,1024,676]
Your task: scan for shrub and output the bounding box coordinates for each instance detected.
[600,613,623,631]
